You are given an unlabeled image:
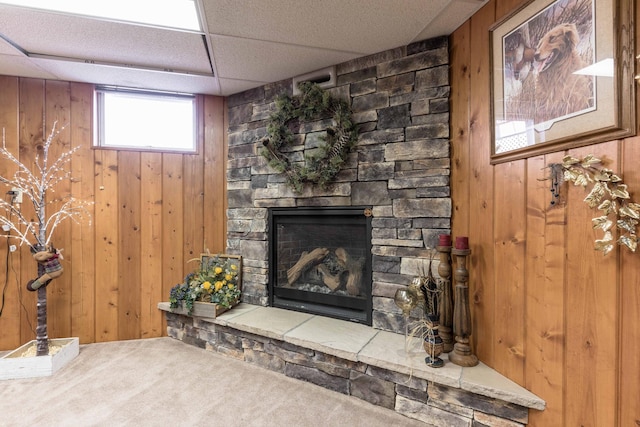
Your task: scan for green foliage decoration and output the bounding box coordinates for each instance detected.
[260,81,358,193]
[169,256,241,315]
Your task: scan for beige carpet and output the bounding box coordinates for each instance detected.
[0,337,425,427]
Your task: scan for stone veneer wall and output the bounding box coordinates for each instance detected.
[226,36,452,334]
[166,312,530,426]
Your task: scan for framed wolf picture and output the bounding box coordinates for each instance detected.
[490,0,635,163]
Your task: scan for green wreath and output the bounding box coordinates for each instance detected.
[260,81,358,193]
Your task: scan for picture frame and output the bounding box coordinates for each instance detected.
[200,254,243,291]
[490,0,635,163]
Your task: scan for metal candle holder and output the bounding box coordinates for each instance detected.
[394,287,417,353]
[420,254,444,368]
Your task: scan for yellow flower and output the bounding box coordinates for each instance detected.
[225,274,232,281]
[214,267,223,275]
[228,284,234,290]
[214,281,223,291]
[231,264,237,270]
[202,281,211,290]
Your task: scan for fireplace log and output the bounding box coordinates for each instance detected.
[303,264,343,290]
[335,247,348,269]
[336,248,364,296]
[287,247,330,286]
[316,264,342,291]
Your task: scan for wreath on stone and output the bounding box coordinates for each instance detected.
[260,81,358,193]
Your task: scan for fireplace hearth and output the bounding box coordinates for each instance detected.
[268,207,372,325]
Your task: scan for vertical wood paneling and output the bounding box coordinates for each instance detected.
[204,96,226,254]
[69,82,96,344]
[0,77,227,352]
[183,149,204,267]
[450,20,471,240]
[183,95,205,267]
[495,0,521,19]
[44,80,73,340]
[618,136,640,427]
[525,153,566,426]
[0,76,21,350]
[117,151,141,340]
[620,8,640,424]
[451,1,639,425]
[491,0,526,385]
[467,0,496,362]
[94,149,119,342]
[564,142,619,426]
[492,160,526,384]
[18,78,44,344]
[140,152,163,338]
[222,99,229,247]
[161,154,184,301]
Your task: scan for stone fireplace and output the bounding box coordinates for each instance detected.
[226,35,451,335]
[268,206,373,324]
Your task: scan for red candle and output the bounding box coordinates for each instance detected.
[455,236,469,250]
[439,234,452,247]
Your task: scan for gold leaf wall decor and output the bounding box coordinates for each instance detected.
[552,155,638,254]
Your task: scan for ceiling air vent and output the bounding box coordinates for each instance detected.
[292,66,336,95]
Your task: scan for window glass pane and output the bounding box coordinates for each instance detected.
[96,88,196,152]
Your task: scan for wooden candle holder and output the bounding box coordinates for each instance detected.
[449,247,479,367]
[436,243,453,353]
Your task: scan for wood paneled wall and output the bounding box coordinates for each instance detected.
[0,77,227,351]
[450,1,639,426]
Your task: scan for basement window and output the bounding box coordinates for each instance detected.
[94,87,197,153]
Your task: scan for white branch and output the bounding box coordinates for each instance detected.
[0,121,92,249]
[43,199,92,245]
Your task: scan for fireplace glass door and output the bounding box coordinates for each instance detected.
[268,207,372,325]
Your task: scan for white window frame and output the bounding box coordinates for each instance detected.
[94,87,198,153]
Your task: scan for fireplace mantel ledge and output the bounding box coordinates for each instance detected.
[157,302,545,411]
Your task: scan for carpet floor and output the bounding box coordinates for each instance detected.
[0,337,425,427]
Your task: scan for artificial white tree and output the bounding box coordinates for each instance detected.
[0,123,91,356]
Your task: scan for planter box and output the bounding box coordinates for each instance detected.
[169,301,234,318]
[0,337,79,380]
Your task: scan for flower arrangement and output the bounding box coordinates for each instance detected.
[169,255,241,315]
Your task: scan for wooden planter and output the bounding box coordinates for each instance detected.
[170,301,235,318]
[0,337,79,380]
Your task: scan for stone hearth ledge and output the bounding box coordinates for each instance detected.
[157,302,545,411]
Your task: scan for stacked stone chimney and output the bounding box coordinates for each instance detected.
[226,36,451,334]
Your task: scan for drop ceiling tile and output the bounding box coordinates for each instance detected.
[210,35,359,83]
[202,0,451,54]
[412,0,489,41]
[0,54,57,80]
[29,58,219,95]
[0,1,489,96]
[0,5,212,74]
[0,35,23,56]
[216,78,268,97]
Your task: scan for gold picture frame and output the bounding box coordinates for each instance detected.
[490,0,635,163]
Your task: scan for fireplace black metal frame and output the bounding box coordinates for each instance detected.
[268,206,373,325]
